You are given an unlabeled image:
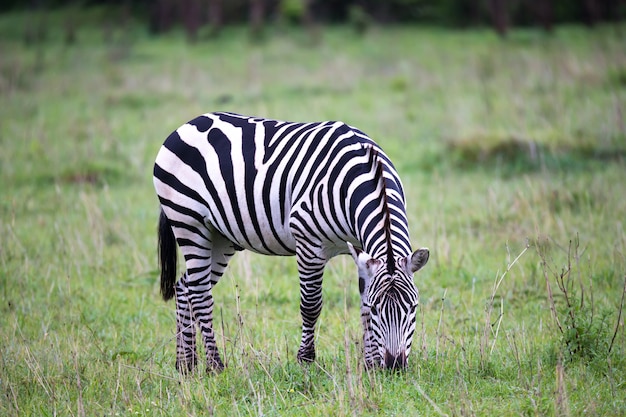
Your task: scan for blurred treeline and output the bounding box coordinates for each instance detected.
[2,0,624,39]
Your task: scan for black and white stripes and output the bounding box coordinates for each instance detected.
[153,112,429,371]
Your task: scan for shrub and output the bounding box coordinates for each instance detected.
[539,236,626,364]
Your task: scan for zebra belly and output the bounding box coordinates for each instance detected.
[208,210,298,256]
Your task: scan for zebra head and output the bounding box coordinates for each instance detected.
[348,242,429,370]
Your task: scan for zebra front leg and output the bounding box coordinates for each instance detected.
[175,274,197,373]
[295,253,326,363]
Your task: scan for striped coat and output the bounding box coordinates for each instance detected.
[153,112,429,371]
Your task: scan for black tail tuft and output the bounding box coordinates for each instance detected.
[158,209,177,301]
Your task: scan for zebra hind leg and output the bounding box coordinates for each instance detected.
[197,291,227,372]
[175,274,198,373]
[179,273,225,373]
[193,233,235,373]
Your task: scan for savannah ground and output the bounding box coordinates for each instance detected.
[1,7,626,416]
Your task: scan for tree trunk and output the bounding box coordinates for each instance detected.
[302,0,321,45]
[583,0,601,27]
[149,0,177,35]
[64,13,77,45]
[488,0,508,38]
[533,0,553,33]
[208,0,223,37]
[182,0,201,43]
[372,0,391,23]
[249,0,265,40]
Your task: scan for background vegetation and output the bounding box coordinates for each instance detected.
[1,5,625,416]
[3,0,624,40]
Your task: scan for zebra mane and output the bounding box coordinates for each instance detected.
[367,146,396,275]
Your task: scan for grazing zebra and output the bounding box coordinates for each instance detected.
[153,112,429,372]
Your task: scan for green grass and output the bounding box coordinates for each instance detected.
[1,8,626,416]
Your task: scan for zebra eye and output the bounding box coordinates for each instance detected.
[370,305,378,315]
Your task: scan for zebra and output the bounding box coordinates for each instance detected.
[153,111,429,372]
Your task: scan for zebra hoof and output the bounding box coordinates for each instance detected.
[296,348,316,364]
[176,357,198,375]
[206,353,225,373]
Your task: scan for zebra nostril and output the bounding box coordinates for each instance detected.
[384,350,407,370]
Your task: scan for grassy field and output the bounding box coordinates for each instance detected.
[1,7,626,416]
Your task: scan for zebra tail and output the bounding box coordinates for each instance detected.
[158,209,177,301]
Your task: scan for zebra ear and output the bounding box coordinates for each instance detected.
[347,242,383,279]
[405,248,429,274]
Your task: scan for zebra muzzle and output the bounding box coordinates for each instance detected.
[384,350,407,370]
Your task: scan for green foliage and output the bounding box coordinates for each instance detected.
[347,5,372,35]
[561,301,613,361]
[445,133,626,177]
[280,0,307,24]
[606,66,626,89]
[3,0,618,27]
[1,8,625,416]
[540,238,625,365]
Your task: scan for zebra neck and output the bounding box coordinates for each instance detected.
[362,234,403,270]
[355,146,409,269]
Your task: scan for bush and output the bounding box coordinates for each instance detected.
[539,236,626,364]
